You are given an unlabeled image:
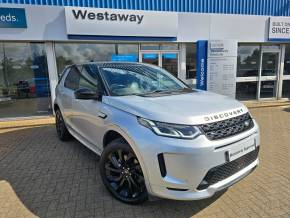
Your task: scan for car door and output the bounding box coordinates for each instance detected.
[61,66,81,128]
[71,65,107,152]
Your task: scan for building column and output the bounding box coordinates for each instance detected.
[45,42,58,114]
[277,44,285,99]
[179,43,187,82]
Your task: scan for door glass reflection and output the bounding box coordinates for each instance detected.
[236,82,258,100]
[162,53,178,77]
[0,43,51,118]
[262,53,279,76]
[141,53,159,66]
[237,45,260,77]
[260,81,276,98]
[284,45,290,75]
[282,80,290,98]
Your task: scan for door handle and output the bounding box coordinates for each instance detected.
[98,111,107,119]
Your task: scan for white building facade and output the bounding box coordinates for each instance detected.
[1,2,290,118]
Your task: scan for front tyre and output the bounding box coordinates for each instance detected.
[100,139,148,204]
[55,109,72,141]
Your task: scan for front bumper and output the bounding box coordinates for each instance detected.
[125,119,260,201]
[151,159,258,200]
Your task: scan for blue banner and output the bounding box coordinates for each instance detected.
[111,54,137,62]
[196,40,208,90]
[143,53,158,59]
[162,53,177,59]
[0,8,27,28]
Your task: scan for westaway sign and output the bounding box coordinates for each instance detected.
[72,9,144,24]
[65,7,178,38]
[0,8,27,28]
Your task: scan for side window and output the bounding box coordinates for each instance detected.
[79,66,100,91]
[64,67,80,90]
[58,67,70,84]
[79,76,97,91]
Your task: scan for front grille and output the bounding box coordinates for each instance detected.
[197,147,259,190]
[200,113,254,140]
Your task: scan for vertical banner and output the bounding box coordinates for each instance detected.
[196,40,208,90]
[207,40,238,98]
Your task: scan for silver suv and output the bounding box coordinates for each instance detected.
[54,62,260,204]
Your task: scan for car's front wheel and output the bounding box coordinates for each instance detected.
[100,138,148,204]
[55,109,71,141]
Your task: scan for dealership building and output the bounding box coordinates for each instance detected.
[1,0,290,119]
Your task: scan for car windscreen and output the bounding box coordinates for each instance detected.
[99,65,190,96]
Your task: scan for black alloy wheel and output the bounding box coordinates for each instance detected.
[100,139,148,204]
[55,109,71,141]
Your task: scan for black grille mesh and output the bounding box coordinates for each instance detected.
[200,113,254,140]
[197,147,259,190]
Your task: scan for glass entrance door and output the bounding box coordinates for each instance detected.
[140,52,178,77]
[259,51,279,99]
[161,53,178,77]
[236,44,280,100]
[141,53,159,66]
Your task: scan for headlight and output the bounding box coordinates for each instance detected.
[137,117,201,139]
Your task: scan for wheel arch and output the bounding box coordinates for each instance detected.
[54,103,60,113]
[103,130,127,149]
[101,126,153,195]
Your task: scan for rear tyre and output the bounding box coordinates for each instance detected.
[100,138,148,204]
[55,109,71,141]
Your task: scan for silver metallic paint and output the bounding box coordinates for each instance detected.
[54,64,260,200]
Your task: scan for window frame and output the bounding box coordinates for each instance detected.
[64,66,81,91]
[62,64,107,97]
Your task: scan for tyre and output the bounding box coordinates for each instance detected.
[100,138,148,204]
[55,109,72,141]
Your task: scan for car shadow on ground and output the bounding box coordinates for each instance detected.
[282,107,290,113]
[0,125,226,218]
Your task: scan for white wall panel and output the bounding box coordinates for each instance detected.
[209,14,269,42]
[0,4,274,43]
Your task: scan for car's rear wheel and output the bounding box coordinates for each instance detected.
[55,109,71,141]
[100,138,148,204]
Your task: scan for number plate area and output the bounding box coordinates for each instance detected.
[226,138,256,162]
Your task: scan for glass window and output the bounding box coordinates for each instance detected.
[112,44,138,62]
[0,42,51,118]
[117,44,138,55]
[55,43,138,76]
[237,45,260,77]
[162,53,178,77]
[140,44,160,50]
[79,76,97,91]
[64,67,80,90]
[236,82,258,100]
[0,45,4,100]
[260,81,276,98]
[140,44,179,51]
[141,53,159,66]
[282,80,290,98]
[79,66,98,91]
[185,44,197,79]
[284,45,290,75]
[261,52,279,76]
[262,45,280,50]
[160,44,179,50]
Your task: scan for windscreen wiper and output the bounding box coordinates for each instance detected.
[135,90,172,97]
[173,87,194,93]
